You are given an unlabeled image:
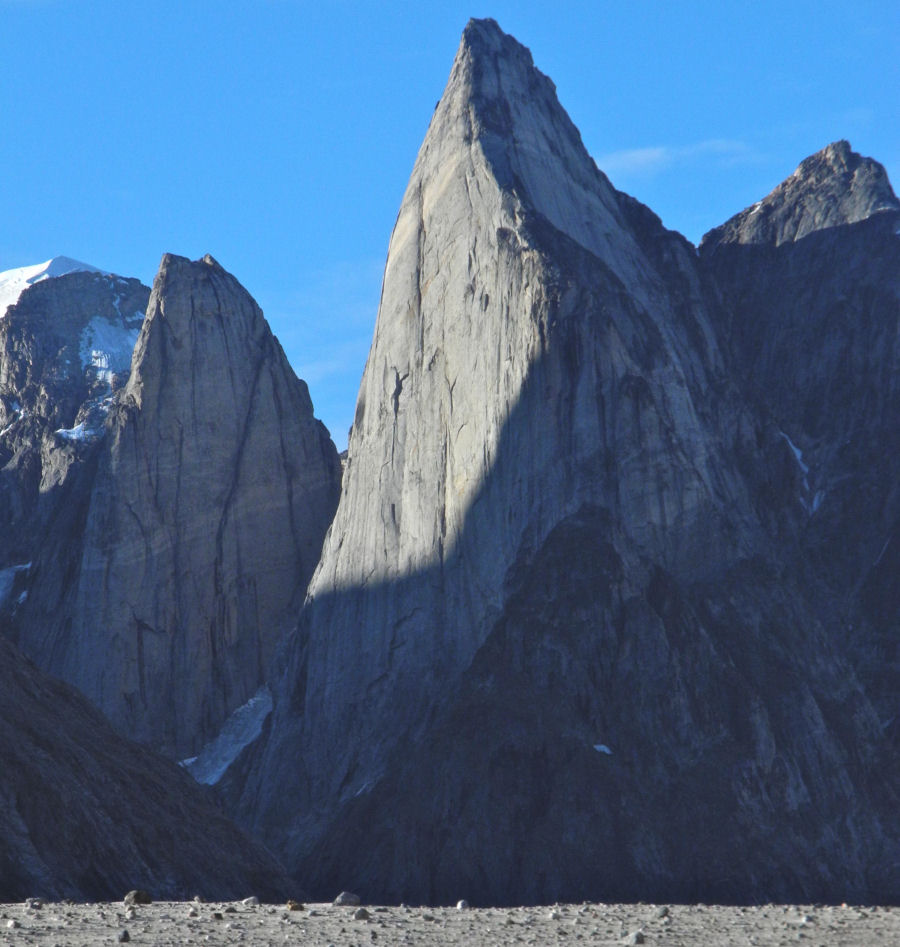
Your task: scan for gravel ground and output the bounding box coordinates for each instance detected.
[2,898,899,945]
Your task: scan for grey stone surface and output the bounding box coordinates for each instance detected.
[333,891,361,906]
[9,254,341,757]
[701,141,900,791]
[226,19,900,905]
[703,140,899,247]
[0,269,149,570]
[0,635,293,902]
[3,900,900,947]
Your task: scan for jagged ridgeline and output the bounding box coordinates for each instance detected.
[1,254,342,758]
[224,19,900,905]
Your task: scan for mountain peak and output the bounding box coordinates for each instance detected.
[461,16,505,45]
[702,140,899,249]
[397,18,633,281]
[0,256,101,318]
[790,139,893,192]
[457,16,534,73]
[818,138,853,165]
[443,17,549,135]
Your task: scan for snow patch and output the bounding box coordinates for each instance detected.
[778,432,809,475]
[0,563,31,607]
[779,431,825,516]
[182,686,273,786]
[79,315,141,384]
[0,257,100,318]
[55,422,93,442]
[0,401,25,438]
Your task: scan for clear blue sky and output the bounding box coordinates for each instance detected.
[3,0,898,447]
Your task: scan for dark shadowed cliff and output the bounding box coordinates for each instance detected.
[0,635,294,902]
[223,20,900,905]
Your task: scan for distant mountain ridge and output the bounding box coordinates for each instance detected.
[0,256,102,318]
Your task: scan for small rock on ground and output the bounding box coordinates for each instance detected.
[334,891,361,906]
[123,890,152,906]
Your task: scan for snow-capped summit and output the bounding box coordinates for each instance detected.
[0,256,101,317]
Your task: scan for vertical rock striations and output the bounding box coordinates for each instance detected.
[0,267,149,567]
[230,21,899,904]
[0,266,149,628]
[701,143,900,764]
[13,254,341,757]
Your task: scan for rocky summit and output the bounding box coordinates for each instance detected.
[0,266,149,567]
[3,254,341,758]
[701,144,900,790]
[223,19,900,906]
[4,17,900,912]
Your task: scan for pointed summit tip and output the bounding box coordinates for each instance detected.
[157,253,225,275]
[435,16,560,143]
[456,16,536,72]
[461,17,504,43]
[794,139,867,179]
[702,139,899,249]
[158,252,191,270]
[823,139,852,162]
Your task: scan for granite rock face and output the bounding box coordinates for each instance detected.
[227,21,900,905]
[0,634,294,901]
[0,267,149,572]
[701,144,900,770]
[703,140,899,247]
[9,254,341,757]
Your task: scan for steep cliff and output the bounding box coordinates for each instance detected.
[701,141,900,762]
[227,21,900,904]
[0,635,294,901]
[11,254,342,757]
[0,265,149,630]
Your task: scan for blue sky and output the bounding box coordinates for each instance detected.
[3,0,898,447]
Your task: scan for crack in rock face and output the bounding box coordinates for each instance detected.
[5,255,342,758]
[226,19,900,907]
